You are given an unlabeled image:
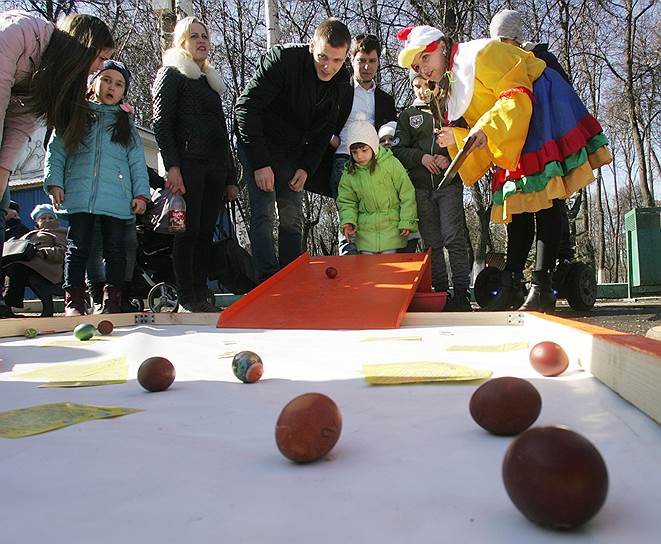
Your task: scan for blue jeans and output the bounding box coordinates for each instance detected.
[238,143,303,282]
[86,218,138,285]
[64,213,127,289]
[360,249,397,255]
[329,155,349,200]
[330,155,358,255]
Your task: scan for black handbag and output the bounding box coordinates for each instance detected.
[209,200,257,294]
[2,239,37,266]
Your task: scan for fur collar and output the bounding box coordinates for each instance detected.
[162,48,225,94]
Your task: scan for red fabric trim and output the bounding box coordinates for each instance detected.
[499,87,534,103]
[396,27,413,41]
[424,40,439,53]
[491,115,604,191]
[134,195,149,203]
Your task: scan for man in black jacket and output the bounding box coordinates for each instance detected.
[235,18,351,282]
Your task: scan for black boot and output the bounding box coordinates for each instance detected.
[101,286,123,314]
[445,288,473,312]
[29,275,55,317]
[88,282,104,314]
[485,271,525,311]
[519,271,556,312]
[64,287,88,316]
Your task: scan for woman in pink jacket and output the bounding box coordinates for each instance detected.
[0,9,113,317]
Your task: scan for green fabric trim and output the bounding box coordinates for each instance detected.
[494,134,608,203]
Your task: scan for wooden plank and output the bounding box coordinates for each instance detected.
[401,311,523,327]
[524,312,661,424]
[0,313,218,338]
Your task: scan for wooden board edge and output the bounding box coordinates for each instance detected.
[524,313,661,424]
[0,313,220,338]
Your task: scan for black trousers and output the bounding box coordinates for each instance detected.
[173,159,225,301]
[505,199,563,273]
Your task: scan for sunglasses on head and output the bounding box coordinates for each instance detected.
[354,33,379,43]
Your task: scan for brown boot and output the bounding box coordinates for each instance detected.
[101,286,123,314]
[64,287,88,316]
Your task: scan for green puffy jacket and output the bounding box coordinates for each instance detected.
[337,147,418,253]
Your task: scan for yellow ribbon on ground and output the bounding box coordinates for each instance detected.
[12,357,128,387]
[362,362,492,385]
[0,402,142,439]
[447,342,529,352]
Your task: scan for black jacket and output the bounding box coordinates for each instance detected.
[334,82,397,140]
[152,66,234,177]
[393,103,454,190]
[234,44,349,175]
[530,43,570,83]
[307,80,397,196]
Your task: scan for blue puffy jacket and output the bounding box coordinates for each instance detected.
[44,102,150,220]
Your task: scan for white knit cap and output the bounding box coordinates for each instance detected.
[397,25,444,68]
[489,10,525,43]
[347,113,380,156]
[378,121,397,140]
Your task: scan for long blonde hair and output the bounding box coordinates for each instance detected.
[170,17,211,71]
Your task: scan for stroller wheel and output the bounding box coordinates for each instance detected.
[148,282,179,313]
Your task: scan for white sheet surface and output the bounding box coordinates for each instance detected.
[1,324,659,543]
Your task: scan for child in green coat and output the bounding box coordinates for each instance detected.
[337,114,417,254]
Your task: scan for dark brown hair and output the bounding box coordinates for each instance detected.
[21,14,114,152]
[314,18,351,50]
[347,143,377,174]
[351,33,381,58]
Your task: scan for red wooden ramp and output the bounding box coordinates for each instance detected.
[217,252,431,330]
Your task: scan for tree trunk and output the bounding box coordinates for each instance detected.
[265,0,281,51]
[624,0,654,206]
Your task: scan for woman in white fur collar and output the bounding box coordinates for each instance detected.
[152,17,238,312]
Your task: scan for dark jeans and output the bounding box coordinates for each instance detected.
[64,213,127,289]
[505,199,563,273]
[86,218,138,285]
[238,143,303,282]
[415,182,471,292]
[173,159,225,301]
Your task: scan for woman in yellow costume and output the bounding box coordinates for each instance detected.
[397,25,612,312]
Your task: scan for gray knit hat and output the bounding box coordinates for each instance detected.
[489,10,525,43]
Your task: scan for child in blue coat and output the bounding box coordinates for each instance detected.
[44,60,150,315]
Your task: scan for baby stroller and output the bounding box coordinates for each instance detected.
[128,219,179,312]
[124,169,180,312]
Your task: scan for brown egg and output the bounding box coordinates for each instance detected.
[275,393,342,463]
[97,320,114,335]
[502,426,609,529]
[325,266,338,279]
[529,341,569,377]
[137,357,176,392]
[469,377,541,435]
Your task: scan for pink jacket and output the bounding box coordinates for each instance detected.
[0,11,53,172]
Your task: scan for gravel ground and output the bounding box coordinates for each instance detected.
[553,297,661,337]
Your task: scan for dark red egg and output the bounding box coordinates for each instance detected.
[275,393,342,463]
[325,266,338,279]
[469,377,541,435]
[137,357,176,392]
[97,320,114,335]
[529,341,569,376]
[502,426,609,529]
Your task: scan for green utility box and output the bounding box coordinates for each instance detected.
[624,207,661,296]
